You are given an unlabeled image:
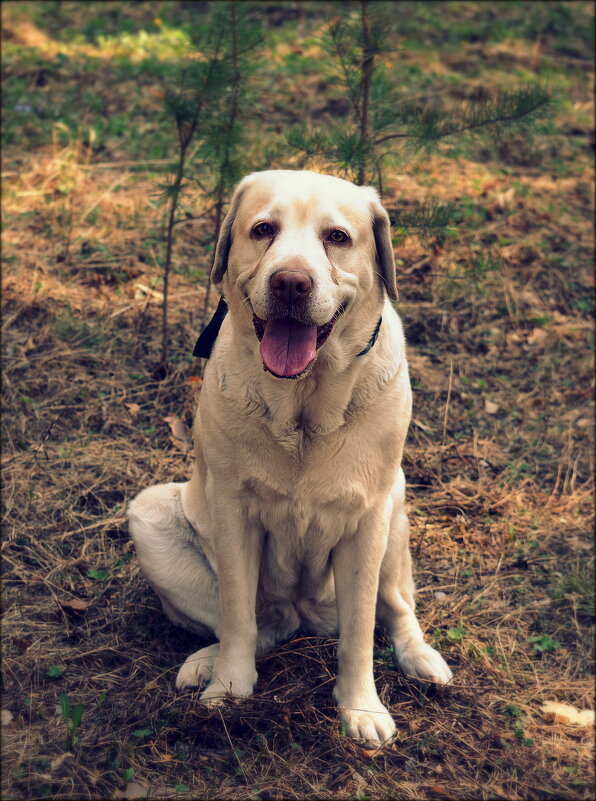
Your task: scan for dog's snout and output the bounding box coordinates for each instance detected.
[269,270,313,307]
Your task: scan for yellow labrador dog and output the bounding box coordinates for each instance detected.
[128,170,452,746]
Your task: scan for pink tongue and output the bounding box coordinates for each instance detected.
[259,318,317,377]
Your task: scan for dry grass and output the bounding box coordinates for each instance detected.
[2,3,594,800]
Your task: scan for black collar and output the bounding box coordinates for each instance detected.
[356,316,382,357]
[193,296,229,358]
[193,299,382,360]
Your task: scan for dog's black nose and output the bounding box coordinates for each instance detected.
[270,270,313,307]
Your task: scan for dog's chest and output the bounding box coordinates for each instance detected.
[241,436,374,593]
[256,494,335,598]
[244,431,371,525]
[247,469,361,540]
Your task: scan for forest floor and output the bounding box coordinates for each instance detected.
[1,2,594,800]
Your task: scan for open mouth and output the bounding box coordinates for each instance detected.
[252,311,340,379]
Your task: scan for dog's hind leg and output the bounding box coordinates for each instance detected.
[376,469,453,685]
[128,481,219,634]
[128,482,282,692]
[128,482,226,690]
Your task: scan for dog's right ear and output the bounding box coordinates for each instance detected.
[211,179,249,284]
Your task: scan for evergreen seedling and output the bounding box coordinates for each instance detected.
[156,2,261,372]
[288,0,555,241]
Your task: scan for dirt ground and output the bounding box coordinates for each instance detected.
[1,2,594,800]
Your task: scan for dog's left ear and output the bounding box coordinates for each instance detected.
[211,178,250,284]
[365,190,398,301]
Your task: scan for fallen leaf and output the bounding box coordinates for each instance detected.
[485,727,514,745]
[117,781,150,800]
[163,415,193,454]
[360,746,384,758]
[2,709,14,725]
[541,701,595,726]
[484,399,500,415]
[60,597,89,613]
[496,187,515,210]
[527,328,548,346]
[125,402,142,420]
[428,784,456,800]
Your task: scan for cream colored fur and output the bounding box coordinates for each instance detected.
[128,170,452,747]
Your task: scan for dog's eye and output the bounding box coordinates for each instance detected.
[252,222,275,238]
[327,229,349,244]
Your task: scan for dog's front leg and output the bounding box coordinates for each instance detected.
[331,511,396,747]
[199,504,263,705]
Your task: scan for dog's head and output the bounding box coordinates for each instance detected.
[212,170,397,379]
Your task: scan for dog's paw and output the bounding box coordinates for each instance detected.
[334,686,397,748]
[175,643,219,691]
[198,664,258,706]
[337,698,397,748]
[394,641,453,685]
